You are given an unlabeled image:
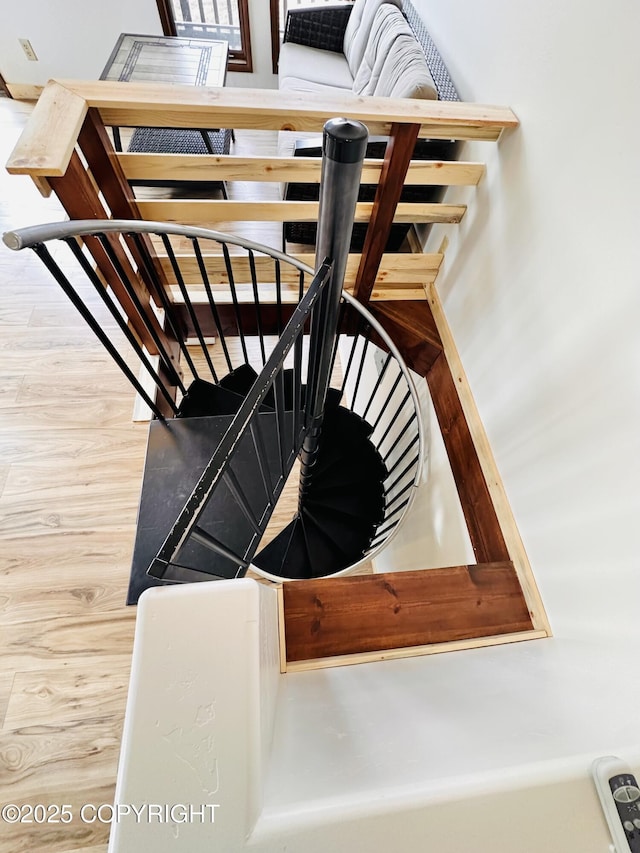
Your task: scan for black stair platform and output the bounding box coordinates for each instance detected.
[253,405,388,580]
[127,411,293,604]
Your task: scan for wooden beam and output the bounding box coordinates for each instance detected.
[135,199,465,224]
[372,300,442,351]
[47,151,173,358]
[6,79,517,179]
[77,109,180,340]
[6,81,87,176]
[282,562,533,663]
[284,629,548,672]
[426,284,551,635]
[118,153,486,186]
[51,80,518,139]
[156,252,442,286]
[353,123,421,305]
[369,303,442,376]
[427,350,510,564]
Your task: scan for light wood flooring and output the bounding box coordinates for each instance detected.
[0,101,286,853]
[0,99,371,853]
[0,98,146,853]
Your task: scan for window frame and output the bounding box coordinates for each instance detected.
[156,0,253,73]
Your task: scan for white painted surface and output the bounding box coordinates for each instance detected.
[0,1,162,86]
[373,375,474,572]
[108,579,280,852]
[0,0,277,90]
[110,580,640,852]
[227,0,278,90]
[409,0,640,635]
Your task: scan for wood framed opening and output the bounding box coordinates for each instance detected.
[156,0,253,72]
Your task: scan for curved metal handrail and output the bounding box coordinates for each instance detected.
[4,219,425,579]
[3,219,314,275]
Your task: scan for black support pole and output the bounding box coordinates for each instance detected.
[298,117,368,507]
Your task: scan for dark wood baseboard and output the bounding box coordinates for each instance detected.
[282,561,533,663]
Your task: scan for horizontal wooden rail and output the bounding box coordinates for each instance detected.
[156,252,441,301]
[156,252,442,284]
[118,153,486,186]
[166,281,427,304]
[136,199,467,224]
[7,80,518,178]
[282,561,533,663]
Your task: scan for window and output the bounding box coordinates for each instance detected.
[157,0,253,72]
[270,0,353,73]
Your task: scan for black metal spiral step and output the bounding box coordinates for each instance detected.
[129,361,388,597]
[252,405,387,580]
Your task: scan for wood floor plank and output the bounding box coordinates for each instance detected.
[0,776,117,842]
[4,659,131,728]
[0,535,135,625]
[0,674,15,729]
[0,426,147,466]
[1,612,136,673]
[0,786,114,853]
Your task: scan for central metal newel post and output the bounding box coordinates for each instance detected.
[299,117,369,507]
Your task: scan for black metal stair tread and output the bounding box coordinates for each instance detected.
[309,458,387,499]
[178,378,247,418]
[253,517,313,580]
[321,406,375,443]
[302,504,374,562]
[313,439,387,483]
[128,411,286,604]
[300,512,351,578]
[305,490,385,525]
[218,362,259,395]
[252,517,298,575]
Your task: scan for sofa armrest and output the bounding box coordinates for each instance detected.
[284,4,353,53]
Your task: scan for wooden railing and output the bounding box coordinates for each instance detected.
[6,79,517,311]
[5,81,552,656]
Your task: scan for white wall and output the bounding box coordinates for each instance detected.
[0,0,277,90]
[0,0,162,85]
[227,0,278,90]
[259,0,640,839]
[411,0,640,637]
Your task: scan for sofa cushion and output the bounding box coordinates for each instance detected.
[279,41,354,91]
[373,34,437,99]
[343,0,403,77]
[353,6,437,100]
[279,76,351,96]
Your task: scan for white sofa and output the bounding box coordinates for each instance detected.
[277,0,460,250]
[278,0,438,102]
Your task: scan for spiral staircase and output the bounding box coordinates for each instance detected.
[3,120,424,604]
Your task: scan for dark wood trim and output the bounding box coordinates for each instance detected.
[156,0,177,36]
[369,303,442,377]
[283,562,533,662]
[230,0,253,73]
[270,0,280,74]
[373,301,443,354]
[178,302,296,339]
[426,350,510,564]
[77,109,180,339]
[156,0,251,72]
[353,123,421,305]
[48,150,175,358]
[0,72,11,99]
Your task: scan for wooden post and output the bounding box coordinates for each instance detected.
[352,122,421,305]
[427,351,510,564]
[77,109,179,327]
[48,151,176,358]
